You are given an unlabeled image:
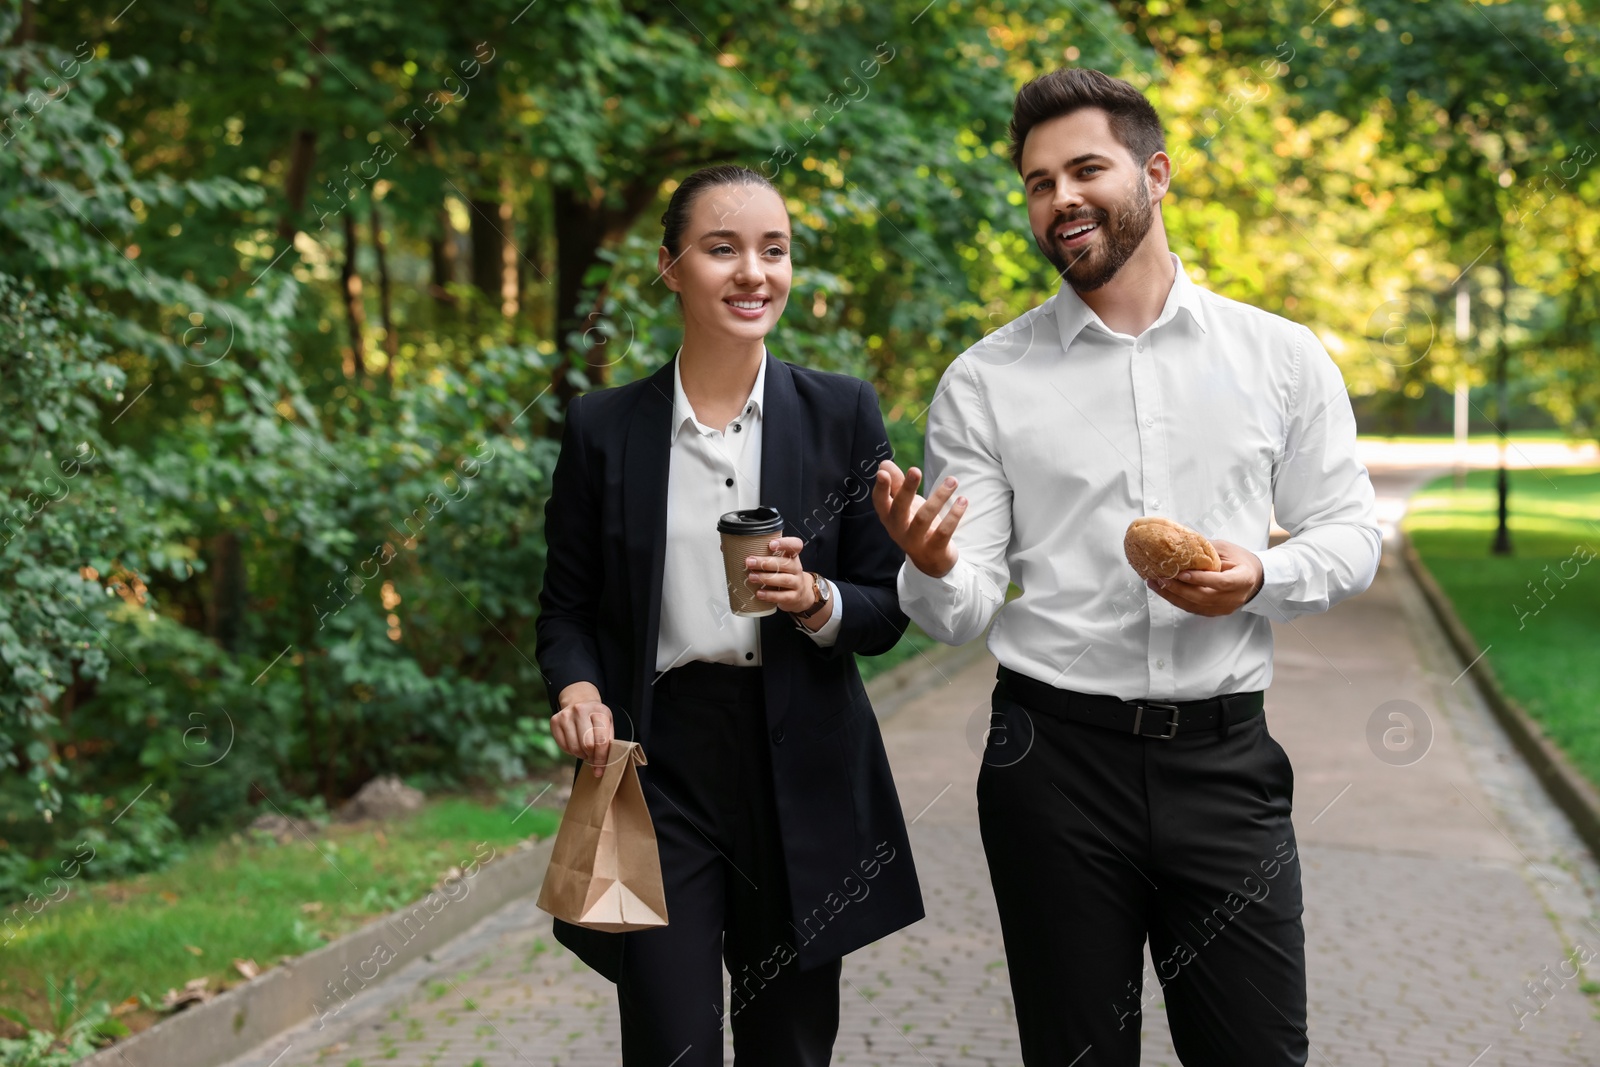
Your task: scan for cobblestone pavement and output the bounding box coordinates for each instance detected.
[227,459,1600,1067]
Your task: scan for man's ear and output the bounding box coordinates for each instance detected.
[657,244,681,292]
[1145,150,1173,201]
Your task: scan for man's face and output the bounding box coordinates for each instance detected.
[1019,108,1163,291]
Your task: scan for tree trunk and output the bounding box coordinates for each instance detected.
[275,29,326,243]
[369,198,397,385]
[341,209,367,380]
[9,0,33,91]
[497,174,519,317]
[549,177,662,420]
[469,192,509,309]
[430,205,459,305]
[207,530,246,652]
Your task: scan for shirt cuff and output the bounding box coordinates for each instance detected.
[797,578,843,646]
[1241,546,1294,619]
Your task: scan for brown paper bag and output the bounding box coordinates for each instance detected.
[535,740,668,932]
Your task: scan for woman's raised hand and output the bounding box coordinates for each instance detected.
[872,460,967,580]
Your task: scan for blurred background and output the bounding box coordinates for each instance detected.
[1,0,1596,1059]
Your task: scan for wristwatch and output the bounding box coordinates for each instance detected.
[792,572,832,620]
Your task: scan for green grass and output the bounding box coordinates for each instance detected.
[1405,467,1600,783]
[0,793,560,1038]
[856,621,943,683]
[1359,430,1594,447]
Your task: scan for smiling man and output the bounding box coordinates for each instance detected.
[872,68,1380,1065]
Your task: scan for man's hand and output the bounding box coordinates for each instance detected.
[551,682,613,777]
[1146,539,1265,617]
[872,460,968,580]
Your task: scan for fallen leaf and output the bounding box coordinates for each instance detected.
[232,958,260,980]
[299,901,323,915]
[160,977,213,1013]
[159,891,179,904]
[183,944,203,957]
[110,996,140,1017]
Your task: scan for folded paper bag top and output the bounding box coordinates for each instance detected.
[535,739,669,933]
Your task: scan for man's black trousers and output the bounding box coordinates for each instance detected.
[977,674,1309,1066]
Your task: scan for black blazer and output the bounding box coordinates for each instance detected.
[535,353,924,978]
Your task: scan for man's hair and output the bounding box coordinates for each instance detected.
[1008,68,1166,174]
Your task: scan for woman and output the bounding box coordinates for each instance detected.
[535,164,924,1066]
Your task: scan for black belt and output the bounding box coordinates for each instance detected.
[657,660,764,703]
[996,666,1263,740]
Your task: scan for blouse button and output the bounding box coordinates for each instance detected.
[745,652,754,661]
[725,478,734,487]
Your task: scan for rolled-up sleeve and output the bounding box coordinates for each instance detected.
[897,357,1014,646]
[1243,326,1382,622]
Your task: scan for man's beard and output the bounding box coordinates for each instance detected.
[1034,174,1154,292]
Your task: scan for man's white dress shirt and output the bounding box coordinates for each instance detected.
[655,353,842,673]
[898,254,1380,701]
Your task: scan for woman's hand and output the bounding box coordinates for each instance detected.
[745,536,827,625]
[551,682,613,777]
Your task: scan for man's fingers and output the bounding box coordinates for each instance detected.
[1173,568,1239,590]
[907,474,958,538]
[871,470,896,526]
[928,494,969,546]
[888,466,924,528]
[1149,580,1219,616]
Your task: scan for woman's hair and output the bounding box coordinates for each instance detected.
[659,164,779,255]
[1007,68,1166,175]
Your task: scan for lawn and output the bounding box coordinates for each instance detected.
[0,792,561,1041]
[856,621,943,683]
[1359,430,1594,446]
[1404,467,1600,784]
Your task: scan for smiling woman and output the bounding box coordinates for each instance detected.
[533,162,922,1066]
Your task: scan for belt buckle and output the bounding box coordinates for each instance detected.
[1131,701,1181,740]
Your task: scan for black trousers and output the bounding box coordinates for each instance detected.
[977,678,1308,1067]
[618,661,841,1067]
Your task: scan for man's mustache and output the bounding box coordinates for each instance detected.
[1048,209,1108,237]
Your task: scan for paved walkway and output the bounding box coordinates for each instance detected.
[227,455,1600,1067]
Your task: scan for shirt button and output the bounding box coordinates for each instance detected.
[745,652,754,661]
[1151,500,1161,510]
[1136,342,1145,352]
[725,477,734,487]
[732,423,742,433]
[1143,416,1154,428]
[771,727,784,744]
[1156,659,1166,669]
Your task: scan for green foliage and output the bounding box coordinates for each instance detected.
[0,975,127,1066]
[3,0,1598,934]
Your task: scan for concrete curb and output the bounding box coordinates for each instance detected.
[75,634,983,1067]
[1401,531,1600,862]
[76,838,554,1067]
[867,633,992,724]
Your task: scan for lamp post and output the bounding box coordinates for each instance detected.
[1454,286,1470,488]
[1491,245,1512,556]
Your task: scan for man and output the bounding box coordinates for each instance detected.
[872,67,1380,1065]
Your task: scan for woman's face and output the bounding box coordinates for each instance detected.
[658,183,792,344]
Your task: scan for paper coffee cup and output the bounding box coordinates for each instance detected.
[717,507,786,619]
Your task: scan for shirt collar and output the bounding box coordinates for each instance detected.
[671,348,768,436]
[1052,252,1209,350]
